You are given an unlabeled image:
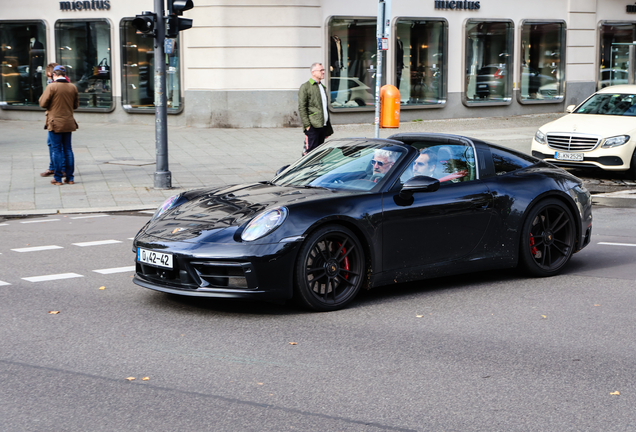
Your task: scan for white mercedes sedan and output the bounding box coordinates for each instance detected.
[531,85,636,178]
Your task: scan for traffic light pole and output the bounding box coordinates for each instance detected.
[153,0,171,189]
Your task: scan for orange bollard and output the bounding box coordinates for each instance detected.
[380,85,400,128]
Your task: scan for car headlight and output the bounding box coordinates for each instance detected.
[152,194,182,220]
[241,207,288,242]
[602,135,630,148]
[534,130,547,145]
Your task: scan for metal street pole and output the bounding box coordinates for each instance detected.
[373,1,385,139]
[154,0,171,189]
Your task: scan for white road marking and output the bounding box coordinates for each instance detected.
[72,240,122,247]
[0,281,11,286]
[70,215,108,219]
[20,219,60,224]
[93,266,136,275]
[139,210,156,214]
[0,223,9,226]
[598,242,636,247]
[128,238,135,240]
[22,273,84,282]
[11,245,64,253]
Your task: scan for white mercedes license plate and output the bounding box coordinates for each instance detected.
[555,152,584,161]
[137,247,173,269]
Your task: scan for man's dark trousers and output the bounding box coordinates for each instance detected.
[304,125,329,154]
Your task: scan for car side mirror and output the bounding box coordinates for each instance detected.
[566,104,576,113]
[276,165,290,176]
[399,176,440,199]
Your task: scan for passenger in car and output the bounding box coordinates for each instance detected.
[412,148,437,178]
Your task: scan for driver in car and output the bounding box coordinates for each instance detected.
[412,148,437,178]
[370,149,398,183]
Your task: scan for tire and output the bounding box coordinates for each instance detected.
[519,198,576,277]
[294,224,365,312]
[628,150,636,180]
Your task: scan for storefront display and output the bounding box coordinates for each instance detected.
[328,18,382,109]
[0,21,47,107]
[599,22,636,89]
[55,19,113,111]
[464,20,513,105]
[519,21,565,103]
[394,18,447,107]
[120,19,182,112]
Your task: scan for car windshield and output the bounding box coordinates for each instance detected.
[272,140,408,191]
[574,93,636,116]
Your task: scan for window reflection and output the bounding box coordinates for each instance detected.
[520,22,565,102]
[395,19,446,106]
[55,19,112,110]
[328,18,383,109]
[599,23,635,89]
[121,19,182,111]
[0,21,47,107]
[465,20,513,104]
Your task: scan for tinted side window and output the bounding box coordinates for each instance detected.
[491,148,535,175]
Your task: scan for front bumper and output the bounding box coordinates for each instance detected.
[132,236,302,301]
[531,139,633,171]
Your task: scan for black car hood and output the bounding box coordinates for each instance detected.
[143,182,347,242]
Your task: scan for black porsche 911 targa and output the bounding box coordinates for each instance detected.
[133,133,593,311]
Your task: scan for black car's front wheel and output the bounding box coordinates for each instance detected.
[519,198,576,277]
[294,225,365,312]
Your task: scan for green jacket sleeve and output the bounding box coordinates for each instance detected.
[298,81,310,130]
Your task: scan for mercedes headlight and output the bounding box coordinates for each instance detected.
[602,135,630,148]
[241,207,288,242]
[534,130,547,145]
[152,194,182,220]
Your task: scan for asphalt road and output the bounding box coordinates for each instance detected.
[0,208,635,431]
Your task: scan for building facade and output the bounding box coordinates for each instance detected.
[1,0,635,128]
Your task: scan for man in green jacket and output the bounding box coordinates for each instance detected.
[298,63,334,155]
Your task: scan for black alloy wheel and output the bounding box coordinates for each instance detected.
[294,225,365,312]
[519,198,576,277]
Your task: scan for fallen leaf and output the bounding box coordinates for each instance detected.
[99,286,105,290]
[541,315,547,319]
[594,304,601,307]
[257,382,263,385]
[126,377,135,381]
[610,391,620,395]
[416,315,424,318]
[289,342,297,345]
[142,377,149,381]
[48,311,60,314]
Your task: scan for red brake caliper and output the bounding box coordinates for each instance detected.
[529,234,537,255]
[337,243,350,279]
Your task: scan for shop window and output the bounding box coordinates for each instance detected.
[0,21,47,108]
[519,21,565,104]
[599,22,636,89]
[464,20,513,106]
[394,19,447,107]
[120,19,182,113]
[55,19,113,111]
[328,17,384,110]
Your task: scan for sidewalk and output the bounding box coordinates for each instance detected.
[1,113,634,216]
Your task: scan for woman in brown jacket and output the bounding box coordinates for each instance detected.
[39,65,79,185]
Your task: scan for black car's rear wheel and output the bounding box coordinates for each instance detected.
[519,198,576,277]
[294,225,365,312]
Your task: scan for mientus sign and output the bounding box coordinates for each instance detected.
[434,0,481,10]
[60,0,111,11]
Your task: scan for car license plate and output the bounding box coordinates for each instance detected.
[478,84,487,88]
[555,152,584,161]
[137,247,173,269]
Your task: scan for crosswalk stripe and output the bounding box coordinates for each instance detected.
[22,273,84,282]
[0,223,9,226]
[0,281,10,286]
[72,240,122,247]
[598,242,636,247]
[70,215,108,219]
[20,219,60,224]
[11,245,64,253]
[93,266,136,274]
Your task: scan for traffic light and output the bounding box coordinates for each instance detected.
[132,11,157,36]
[166,0,194,38]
